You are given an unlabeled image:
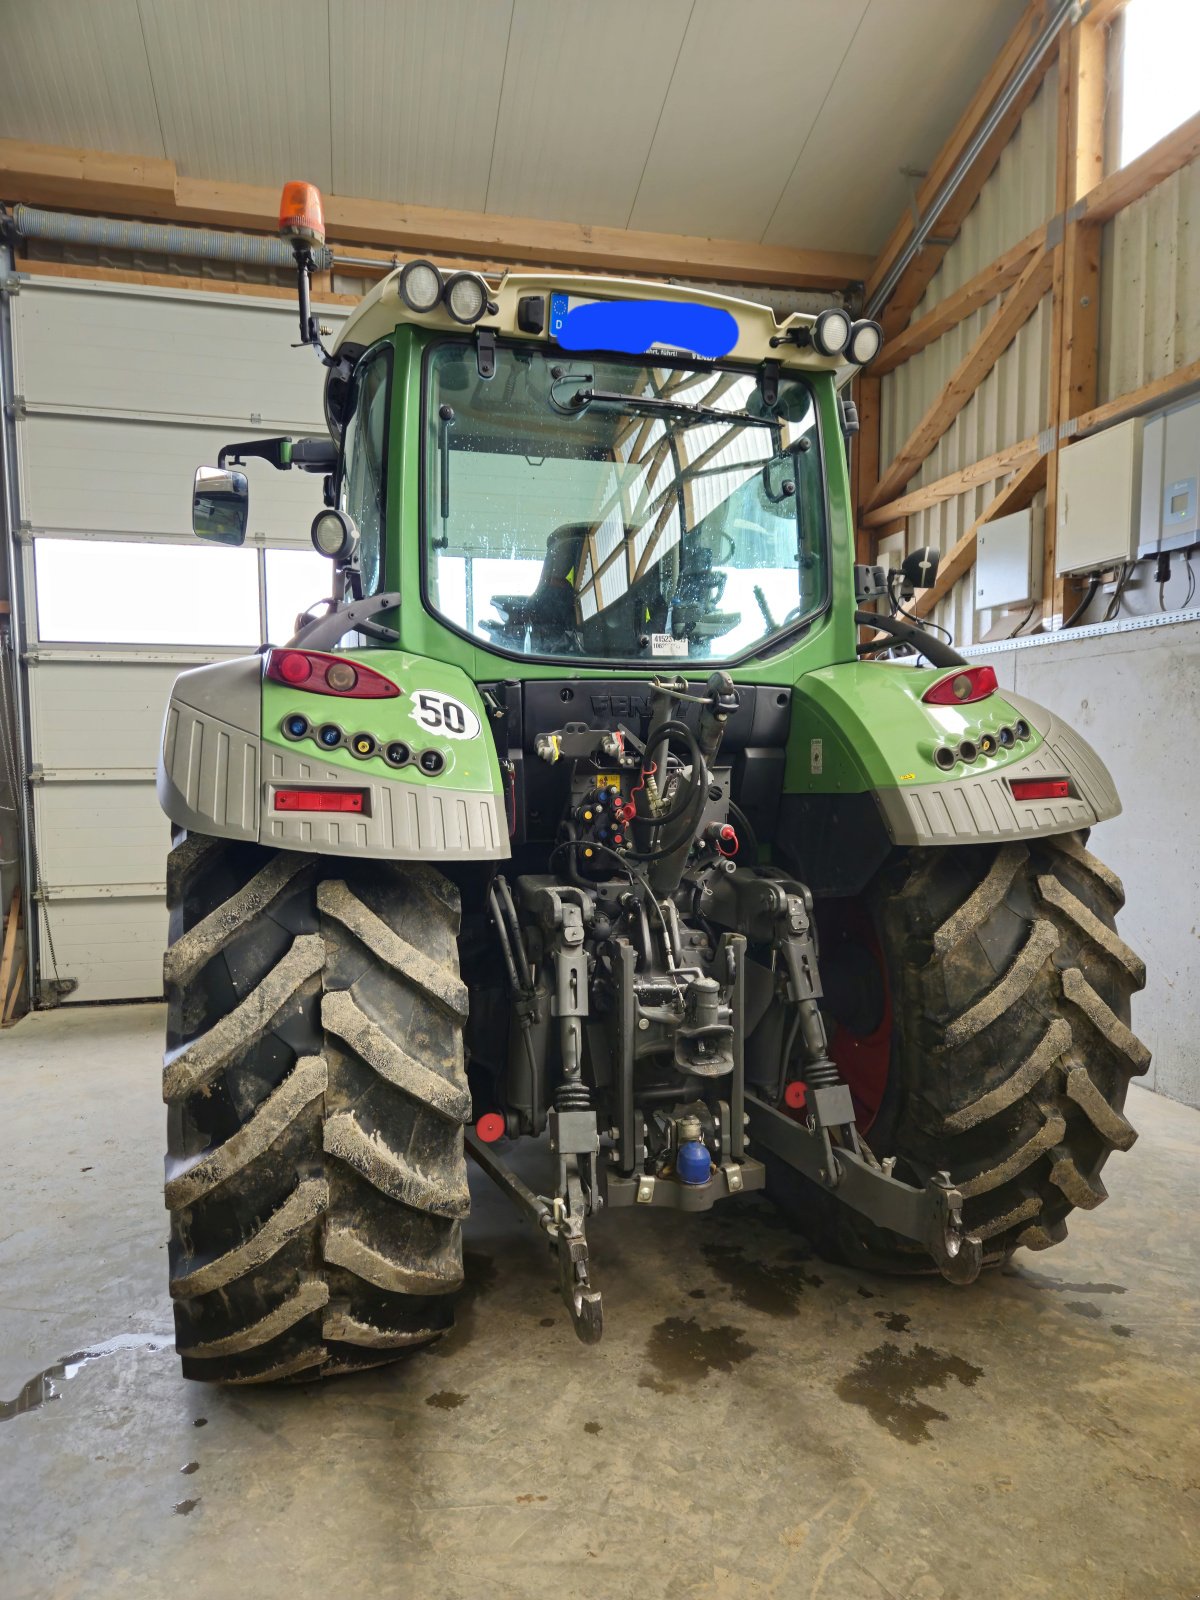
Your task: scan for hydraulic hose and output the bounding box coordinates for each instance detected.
[855,609,967,668]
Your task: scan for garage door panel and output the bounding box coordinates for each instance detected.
[20,414,322,543]
[14,277,343,1002]
[34,782,170,889]
[27,659,233,767]
[13,279,342,428]
[39,899,167,1003]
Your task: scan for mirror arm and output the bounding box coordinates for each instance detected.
[217,436,337,474]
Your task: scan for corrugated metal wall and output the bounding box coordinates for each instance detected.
[879,66,1059,646]
[1099,155,1200,403]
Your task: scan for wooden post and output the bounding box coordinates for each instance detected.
[1044,8,1109,624]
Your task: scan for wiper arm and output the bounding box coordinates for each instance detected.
[555,385,776,430]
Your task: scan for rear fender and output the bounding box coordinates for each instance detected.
[157,651,509,860]
[786,661,1119,847]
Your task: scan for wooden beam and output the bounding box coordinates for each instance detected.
[14,256,360,306]
[1074,355,1200,437]
[0,139,871,292]
[871,226,1046,375]
[851,374,881,565]
[861,436,1043,528]
[1044,7,1108,623]
[895,456,1049,624]
[866,1,1050,302]
[1079,107,1200,223]
[866,248,1053,512]
[1081,0,1129,32]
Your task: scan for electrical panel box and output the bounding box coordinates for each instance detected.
[1057,417,1143,575]
[1137,398,1200,559]
[975,506,1042,610]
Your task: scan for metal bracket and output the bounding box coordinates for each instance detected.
[476,327,496,380]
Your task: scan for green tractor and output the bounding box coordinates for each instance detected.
[157,183,1147,1383]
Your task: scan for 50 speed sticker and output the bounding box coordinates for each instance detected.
[410,689,481,740]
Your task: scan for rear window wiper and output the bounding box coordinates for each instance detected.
[551,382,775,430]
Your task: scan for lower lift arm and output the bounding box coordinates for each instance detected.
[744,1093,982,1284]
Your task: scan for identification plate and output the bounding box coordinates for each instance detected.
[651,632,688,658]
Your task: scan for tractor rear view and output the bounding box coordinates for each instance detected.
[156,182,1146,1382]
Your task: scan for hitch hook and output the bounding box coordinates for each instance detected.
[927,1172,983,1285]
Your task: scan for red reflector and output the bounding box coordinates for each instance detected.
[922,665,998,706]
[274,788,365,813]
[784,1081,807,1110]
[475,1112,507,1144]
[274,650,312,685]
[1010,778,1070,801]
[264,649,400,698]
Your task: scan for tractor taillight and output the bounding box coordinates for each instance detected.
[264,649,400,699]
[278,181,325,248]
[1010,778,1070,801]
[274,789,365,813]
[922,666,997,706]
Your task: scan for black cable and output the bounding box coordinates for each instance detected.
[639,719,704,826]
[727,799,760,857]
[1102,561,1133,621]
[894,597,953,643]
[1063,573,1099,628]
[549,837,637,882]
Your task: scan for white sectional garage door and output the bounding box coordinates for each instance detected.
[11,277,345,1001]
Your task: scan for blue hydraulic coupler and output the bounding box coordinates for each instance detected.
[676,1137,713,1186]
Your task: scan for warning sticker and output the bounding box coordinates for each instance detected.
[650,633,688,658]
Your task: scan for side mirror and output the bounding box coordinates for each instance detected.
[901,546,939,591]
[193,466,248,545]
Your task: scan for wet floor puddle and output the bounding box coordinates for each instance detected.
[700,1243,823,1317]
[639,1316,755,1394]
[0,1334,172,1421]
[836,1341,983,1444]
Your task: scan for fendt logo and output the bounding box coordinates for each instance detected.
[589,693,652,721]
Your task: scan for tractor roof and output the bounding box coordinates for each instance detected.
[334,267,856,377]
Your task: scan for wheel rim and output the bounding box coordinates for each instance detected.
[818,899,893,1135]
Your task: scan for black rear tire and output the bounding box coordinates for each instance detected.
[775,831,1149,1270]
[163,834,470,1384]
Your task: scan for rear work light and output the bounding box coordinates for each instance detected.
[274,789,365,813]
[922,665,998,706]
[1010,778,1070,801]
[264,649,400,698]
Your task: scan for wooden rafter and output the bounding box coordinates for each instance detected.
[0,138,870,292]
[861,437,1043,529]
[870,226,1046,376]
[866,248,1052,513]
[895,456,1048,628]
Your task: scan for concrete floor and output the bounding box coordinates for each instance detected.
[1,1006,1198,1600]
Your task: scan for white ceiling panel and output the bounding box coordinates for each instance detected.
[332,0,515,209]
[0,0,1031,259]
[484,0,693,227]
[626,0,869,240]
[764,0,1028,254]
[0,0,165,155]
[137,0,333,188]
